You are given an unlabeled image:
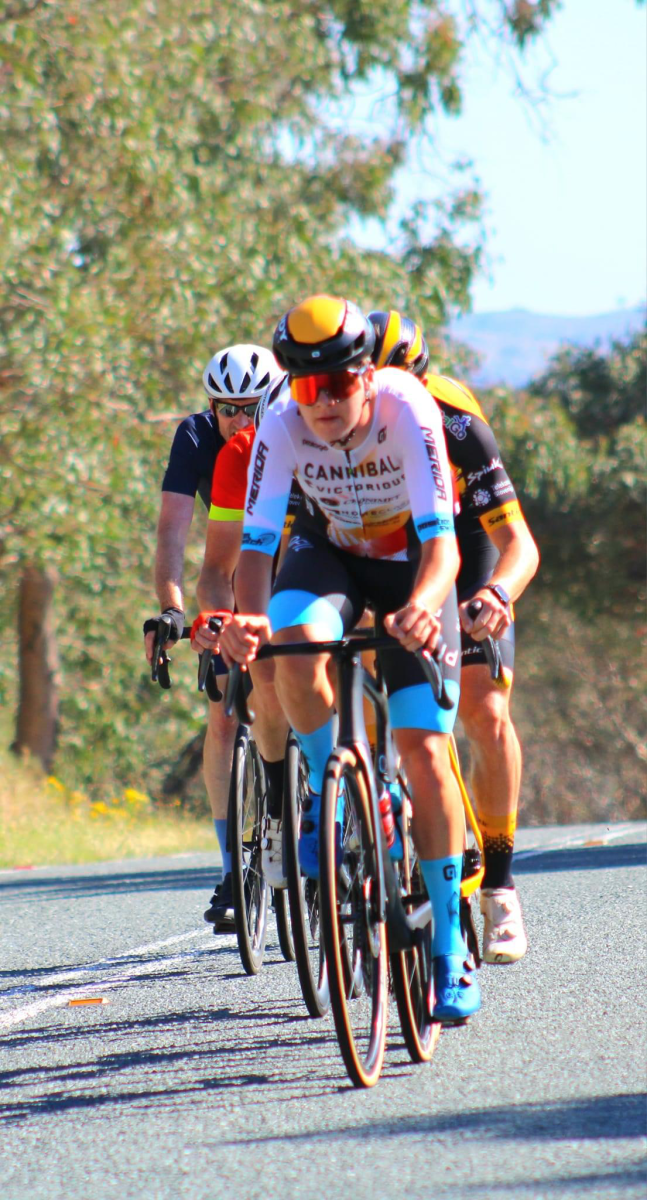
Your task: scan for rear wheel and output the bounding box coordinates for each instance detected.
[319,747,388,1089]
[283,735,329,1017]
[229,726,268,976]
[389,777,439,1062]
[390,862,439,1063]
[274,888,295,962]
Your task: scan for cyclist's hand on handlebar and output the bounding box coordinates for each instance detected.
[144,630,157,665]
[143,608,184,664]
[190,610,233,653]
[459,592,511,641]
[383,603,441,654]
[218,614,272,668]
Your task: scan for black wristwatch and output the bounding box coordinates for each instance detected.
[485,583,510,608]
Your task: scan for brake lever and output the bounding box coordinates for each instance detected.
[466,600,509,689]
[151,615,173,689]
[197,616,223,698]
[415,643,455,711]
[224,663,255,724]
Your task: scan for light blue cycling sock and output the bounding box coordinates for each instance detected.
[295,717,336,797]
[419,855,465,958]
[214,819,232,875]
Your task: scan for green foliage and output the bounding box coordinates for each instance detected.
[479,328,646,822]
[0,1,563,807]
[530,330,646,438]
[484,325,646,620]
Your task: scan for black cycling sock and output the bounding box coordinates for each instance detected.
[261,756,285,819]
[481,838,515,890]
[479,811,516,890]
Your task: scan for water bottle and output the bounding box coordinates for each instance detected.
[378,788,396,849]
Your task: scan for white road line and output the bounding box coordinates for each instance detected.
[0,928,216,1015]
[0,941,222,1030]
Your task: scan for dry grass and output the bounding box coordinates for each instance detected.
[0,752,213,868]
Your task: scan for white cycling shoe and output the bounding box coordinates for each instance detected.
[261,816,287,889]
[480,886,528,963]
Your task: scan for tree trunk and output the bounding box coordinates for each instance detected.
[14,563,60,771]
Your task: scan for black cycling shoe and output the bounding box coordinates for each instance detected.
[203,873,235,932]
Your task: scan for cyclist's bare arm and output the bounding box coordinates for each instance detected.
[155,491,195,610]
[215,551,274,667]
[189,519,243,653]
[144,491,195,664]
[384,534,460,653]
[196,520,241,612]
[460,519,540,641]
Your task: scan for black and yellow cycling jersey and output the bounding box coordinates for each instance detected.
[426,375,524,596]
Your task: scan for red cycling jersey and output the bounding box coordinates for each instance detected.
[209,424,254,521]
[210,423,302,532]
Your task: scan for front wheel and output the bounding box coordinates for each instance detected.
[228,726,268,976]
[319,747,388,1089]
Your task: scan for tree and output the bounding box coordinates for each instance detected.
[480,327,647,821]
[484,326,646,618]
[0,1,561,794]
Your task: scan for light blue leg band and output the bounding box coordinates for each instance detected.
[268,589,343,639]
[388,679,460,733]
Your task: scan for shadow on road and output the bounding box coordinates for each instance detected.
[515,842,646,875]
[0,1000,337,1125]
[225,1091,647,1146]
[0,866,218,903]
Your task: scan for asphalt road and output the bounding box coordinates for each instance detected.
[1,823,645,1200]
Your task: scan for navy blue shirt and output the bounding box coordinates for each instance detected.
[161,410,225,511]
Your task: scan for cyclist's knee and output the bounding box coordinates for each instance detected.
[271,636,328,695]
[460,685,513,744]
[396,730,452,783]
[249,656,275,690]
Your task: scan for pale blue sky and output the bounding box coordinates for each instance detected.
[346,0,646,316]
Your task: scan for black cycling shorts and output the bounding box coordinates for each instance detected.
[267,525,460,732]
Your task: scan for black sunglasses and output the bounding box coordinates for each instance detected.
[211,399,259,418]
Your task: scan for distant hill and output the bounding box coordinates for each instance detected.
[449,305,646,388]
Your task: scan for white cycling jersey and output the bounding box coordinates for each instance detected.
[241,367,455,562]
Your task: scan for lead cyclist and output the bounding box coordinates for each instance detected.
[217,294,481,1024]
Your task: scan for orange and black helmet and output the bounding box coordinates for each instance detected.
[272,294,375,376]
[368,310,429,379]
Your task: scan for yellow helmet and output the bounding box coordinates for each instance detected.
[368,310,429,378]
[273,294,375,376]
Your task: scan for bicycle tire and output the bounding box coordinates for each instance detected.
[319,746,388,1089]
[283,734,329,1017]
[228,725,268,976]
[274,887,295,962]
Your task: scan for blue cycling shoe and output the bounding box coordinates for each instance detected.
[298,788,344,881]
[432,953,481,1024]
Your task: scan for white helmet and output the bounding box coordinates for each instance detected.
[254,373,290,430]
[203,344,281,402]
